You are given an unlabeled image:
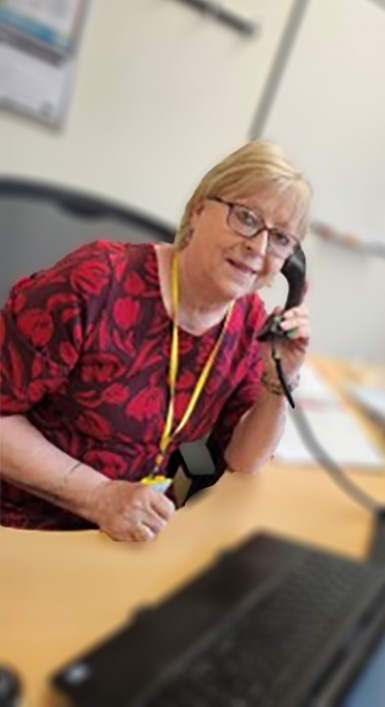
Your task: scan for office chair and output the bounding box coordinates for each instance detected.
[0,179,223,505]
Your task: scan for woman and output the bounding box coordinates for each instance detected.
[0,140,311,541]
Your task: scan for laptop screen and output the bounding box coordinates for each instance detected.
[342,632,385,706]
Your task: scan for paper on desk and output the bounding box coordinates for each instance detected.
[295,362,339,405]
[346,385,385,427]
[276,409,384,468]
[275,363,385,469]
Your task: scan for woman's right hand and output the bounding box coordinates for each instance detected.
[89,479,175,542]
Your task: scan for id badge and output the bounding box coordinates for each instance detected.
[141,475,173,494]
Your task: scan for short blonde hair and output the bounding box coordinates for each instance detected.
[175,140,312,246]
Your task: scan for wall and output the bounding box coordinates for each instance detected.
[1,0,294,223]
[258,0,385,363]
[259,0,385,247]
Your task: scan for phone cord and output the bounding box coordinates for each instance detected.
[269,342,385,561]
[271,341,296,409]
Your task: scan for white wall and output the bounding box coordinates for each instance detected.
[258,0,385,364]
[1,0,294,223]
[260,0,385,247]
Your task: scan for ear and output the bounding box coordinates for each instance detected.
[195,199,205,215]
[190,198,205,225]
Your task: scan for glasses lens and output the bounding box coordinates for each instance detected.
[269,231,298,257]
[225,201,299,256]
[229,205,262,238]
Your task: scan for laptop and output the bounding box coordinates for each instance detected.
[50,532,385,707]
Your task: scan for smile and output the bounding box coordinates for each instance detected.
[226,258,258,276]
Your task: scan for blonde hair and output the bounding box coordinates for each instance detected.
[175,140,312,247]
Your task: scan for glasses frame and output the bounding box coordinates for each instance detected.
[210,196,300,258]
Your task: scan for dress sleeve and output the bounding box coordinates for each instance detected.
[0,241,112,415]
[207,295,267,472]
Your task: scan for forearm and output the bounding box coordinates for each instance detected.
[0,414,108,522]
[224,388,286,475]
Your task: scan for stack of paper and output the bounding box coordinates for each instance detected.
[294,363,339,405]
[275,363,385,470]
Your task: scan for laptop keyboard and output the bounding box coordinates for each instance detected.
[145,550,380,707]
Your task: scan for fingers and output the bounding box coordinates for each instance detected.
[278,303,310,340]
[270,302,308,327]
[119,513,164,543]
[140,507,169,535]
[132,523,155,542]
[131,484,174,518]
[149,489,175,521]
[95,480,175,543]
[129,486,175,542]
[130,507,169,542]
[281,302,308,318]
[280,319,310,340]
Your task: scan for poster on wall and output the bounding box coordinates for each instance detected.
[0,0,91,126]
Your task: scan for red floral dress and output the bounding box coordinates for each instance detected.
[0,241,266,529]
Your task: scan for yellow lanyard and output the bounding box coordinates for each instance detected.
[152,252,234,474]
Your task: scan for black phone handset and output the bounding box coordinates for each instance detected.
[257,245,307,408]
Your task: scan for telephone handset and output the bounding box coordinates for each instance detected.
[257,245,307,408]
[257,245,306,342]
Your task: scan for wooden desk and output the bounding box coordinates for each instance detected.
[1,357,385,707]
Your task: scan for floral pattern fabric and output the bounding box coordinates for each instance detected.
[0,241,266,529]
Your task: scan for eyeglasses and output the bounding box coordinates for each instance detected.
[211,197,299,259]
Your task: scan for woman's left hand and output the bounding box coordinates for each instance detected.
[261,301,311,384]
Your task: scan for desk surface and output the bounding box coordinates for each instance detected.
[1,357,385,707]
